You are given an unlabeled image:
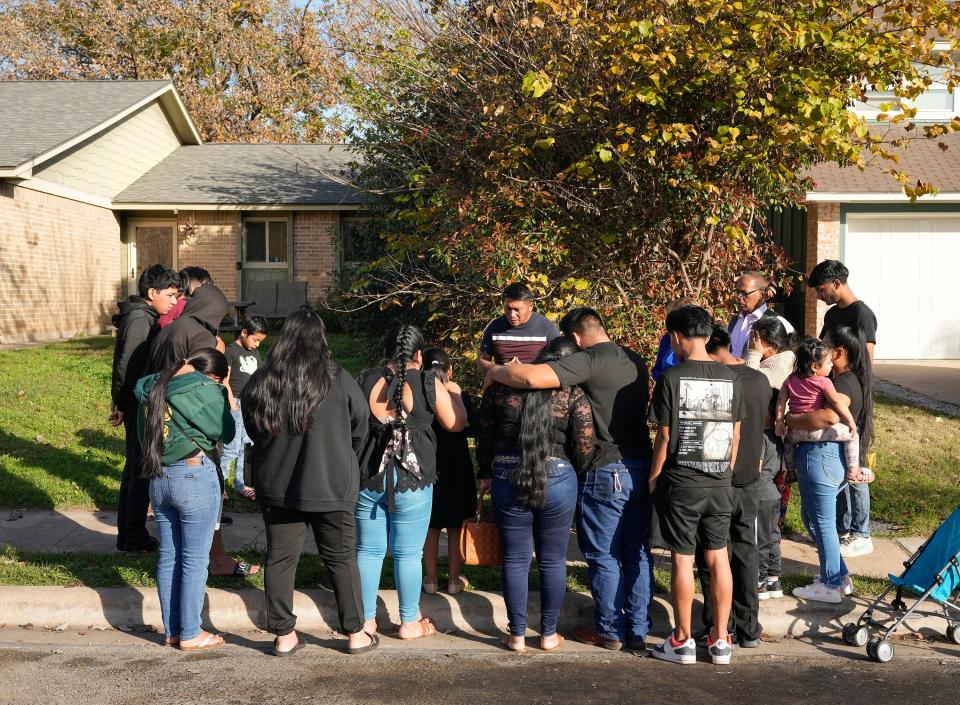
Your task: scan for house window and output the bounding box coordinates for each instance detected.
[245,220,288,264]
[852,61,959,120]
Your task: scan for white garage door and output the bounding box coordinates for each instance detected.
[844,215,960,359]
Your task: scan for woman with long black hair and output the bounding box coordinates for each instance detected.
[242,308,378,655]
[786,325,874,602]
[355,325,467,640]
[476,337,595,652]
[135,347,235,651]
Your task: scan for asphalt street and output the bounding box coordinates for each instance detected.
[1,629,958,705]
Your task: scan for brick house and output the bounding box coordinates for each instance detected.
[772,57,960,361]
[0,80,363,345]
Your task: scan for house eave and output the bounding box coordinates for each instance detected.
[805,191,960,203]
[112,202,366,211]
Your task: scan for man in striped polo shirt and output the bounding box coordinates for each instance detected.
[477,282,560,370]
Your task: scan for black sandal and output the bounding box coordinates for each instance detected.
[346,631,379,655]
[272,636,306,657]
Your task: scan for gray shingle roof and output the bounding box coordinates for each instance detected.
[113,143,366,205]
[805,128,960,194]
[0,80,173,169]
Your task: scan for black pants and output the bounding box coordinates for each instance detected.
[696,482,761,642]
[757,497,782,582]
[116,408,152,550]
[262,505,364,637]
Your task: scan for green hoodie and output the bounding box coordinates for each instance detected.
[134,371,235,466]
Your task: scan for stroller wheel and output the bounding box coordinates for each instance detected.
[868,638,895,663]
[843,623,869,647]
[891,598,907,612]
[947,625,960,645]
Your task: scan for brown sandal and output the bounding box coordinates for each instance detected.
[179,632,224,652]
[398,617,436,640]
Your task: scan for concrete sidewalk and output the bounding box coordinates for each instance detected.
[1,509,949,645]
[0,508,920,580]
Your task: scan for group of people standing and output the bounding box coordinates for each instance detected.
[109,258,878,663]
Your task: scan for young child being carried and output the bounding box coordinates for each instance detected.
[775,337,873,484]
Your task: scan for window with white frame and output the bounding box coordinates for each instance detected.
[852,56,959,121]
[244,219,288,265]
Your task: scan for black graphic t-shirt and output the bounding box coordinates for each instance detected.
[650,359,745,487]
[479,312,560,364]
[224,342,262,397]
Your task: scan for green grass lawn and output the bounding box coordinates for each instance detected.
[0,543,677,594]
[0,334,371,511]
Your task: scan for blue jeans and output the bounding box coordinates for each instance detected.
[837,482,871,539]
[795,442,849,588]
[575,458,654,641]
[149,455,220,641]
[492,457,577,637]
[355,469,433,623]
[221,404,251,492]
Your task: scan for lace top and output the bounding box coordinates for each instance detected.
[356,367,439,495]
[475,382,595,477]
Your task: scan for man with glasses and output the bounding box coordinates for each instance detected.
[727,272,794,358]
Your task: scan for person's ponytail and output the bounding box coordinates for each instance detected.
[141,360,187,480]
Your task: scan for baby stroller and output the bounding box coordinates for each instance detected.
[842,507,960,662]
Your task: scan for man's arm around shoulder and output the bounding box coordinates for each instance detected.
[485,362,561,390]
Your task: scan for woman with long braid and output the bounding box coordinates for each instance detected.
[134,348,235,651]
[355,326,467,639]
[476,337,595,651]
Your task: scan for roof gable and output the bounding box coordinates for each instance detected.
[0,80,200,175]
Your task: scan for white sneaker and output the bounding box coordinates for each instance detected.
[652,635,697,665]
[841,575,854,596]
[707,633,733,665]
[793,580,842,604]
[839,536,874,558]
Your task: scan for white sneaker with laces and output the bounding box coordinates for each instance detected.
[839,536,874,558]
[793,580,842,604]
[841,575,854,596]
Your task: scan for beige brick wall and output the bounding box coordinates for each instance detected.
[294,211,339,300]
[176,211,240,300]
[803,202,841,336]
[0,183,121,344]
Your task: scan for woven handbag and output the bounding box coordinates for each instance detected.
[460,491,502,566]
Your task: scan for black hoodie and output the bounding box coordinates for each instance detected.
[147,283,229,373]
[244,365,370,513]
[111,297,161,410]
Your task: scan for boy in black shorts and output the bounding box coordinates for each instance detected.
[649,306,744,665]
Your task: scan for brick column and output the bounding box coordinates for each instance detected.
[803,202,841,336]
[293,211,338,301]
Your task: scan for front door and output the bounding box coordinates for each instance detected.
[242,217,291,296]
[125,220,178,296]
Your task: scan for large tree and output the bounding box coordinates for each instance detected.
[341,0,960,360]
[0,0,349,141]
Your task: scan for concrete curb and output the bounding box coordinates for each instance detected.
[0,586,951,642]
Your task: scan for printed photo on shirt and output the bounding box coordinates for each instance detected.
[676,377,736,473]
[678,379,733,421]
